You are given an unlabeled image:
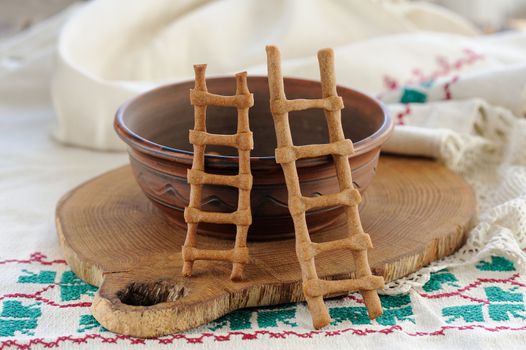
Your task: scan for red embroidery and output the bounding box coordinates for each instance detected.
[396,104,412,125]
[419,274,525,303]
[0,252,66,266]
[383,76,399,91]
[443,75,459,100]
[0,285,91,308]
[381,48,484,93]
[2,325,526,348]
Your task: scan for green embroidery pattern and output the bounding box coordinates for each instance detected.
[377,294,415,326]
[257,306,297,328]
[78,314,107,333]
[476,256,515,272]
[442,286,526,323]
[423,269,459,292]
[208,305,298,331]
[400,87,428,104]
[443,304,484,323]
[208,309,252,331]
[1,255,525,343]
[0,301,41,337]
[59,271,97,302]
[331,294,415,326]
[17,270,56,284]
[330,306,371,325]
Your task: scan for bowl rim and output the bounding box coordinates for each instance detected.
[114,75,393,164]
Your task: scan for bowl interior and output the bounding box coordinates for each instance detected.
[120,76,386,158]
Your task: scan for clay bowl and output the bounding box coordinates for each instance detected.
[115,76,393,241]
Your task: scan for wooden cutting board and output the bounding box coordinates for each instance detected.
[55,155,476,338]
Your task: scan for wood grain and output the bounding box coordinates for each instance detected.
[56,155,476,338]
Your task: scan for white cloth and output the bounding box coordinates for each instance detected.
[51,0,478,151]
[2,1,526,349]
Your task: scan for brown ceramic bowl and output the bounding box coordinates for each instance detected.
[115,76,393,241]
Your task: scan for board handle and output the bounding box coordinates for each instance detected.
[91,275,190,337]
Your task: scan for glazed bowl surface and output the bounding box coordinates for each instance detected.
[115,76,393,240]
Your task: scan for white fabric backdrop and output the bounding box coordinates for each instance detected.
[51,0,478,151]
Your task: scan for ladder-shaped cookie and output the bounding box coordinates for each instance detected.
[182,65,254,281]
[266,46,384,328]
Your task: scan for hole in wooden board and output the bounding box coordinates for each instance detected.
[117,280,187,306]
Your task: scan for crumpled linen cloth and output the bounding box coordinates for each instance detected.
[51,0,478,151]
[1,1,526,349]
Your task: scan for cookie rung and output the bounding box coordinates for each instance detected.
[187,169,252,190]
[297,234,372,261]
[295,188,361,214]
[275,139,354,164]
[303,275,385,298]
[271,96,343,114]
[184,207,251,225]
[190,89,254,109]
[182,246,249,264]
[189,130,253,150]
